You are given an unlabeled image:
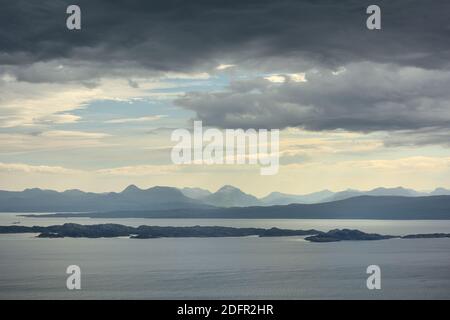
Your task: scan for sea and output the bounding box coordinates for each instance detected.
[0,212,449,299]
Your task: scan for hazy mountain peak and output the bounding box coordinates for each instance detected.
[63,189,85,195]
[121,184,142,193]
[368,186,419,196]
[203,185,260,207]
[217,185,241,193]
[373,186,406,192]
[180,187,212,200]
[266,191,283,197]
[261,189,335,205]
[430,187,450,195]
[22,188,58,195]
[23,188,43,192]
[145,186,186,196]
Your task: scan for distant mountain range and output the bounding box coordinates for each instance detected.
[0,185,210,212]
[27,195,450,220]
[181,185,450,207]
[1,184,450,213]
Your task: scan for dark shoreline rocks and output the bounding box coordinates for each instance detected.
[305,229,398,242]
[0,223,321,239]
[37,232,65,238]
[401,233,450,239]
[0,223,449,242]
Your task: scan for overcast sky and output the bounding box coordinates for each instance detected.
[0,0,449,196]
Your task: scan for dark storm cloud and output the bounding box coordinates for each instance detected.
[1,0,449,75]
[175,62,450,132]
[1,0,449,138]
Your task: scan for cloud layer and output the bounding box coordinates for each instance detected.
[0,1,449,193]
[1,0,449,77]
[176,62,450,135]
[2,0,449,135]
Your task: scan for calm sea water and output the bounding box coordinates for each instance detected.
[2,212,450,234]
[0,213,449,299]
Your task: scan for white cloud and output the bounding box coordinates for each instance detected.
[0,131,113,154]
[264,75,286,83]
[288,73,307,82]
[0,162,80,174]
[0,161,180,176]
[264,73,306,83]
[216,64,236,71]
[40,130,111,139]
[38,114,81,124]
[343,156,450,171]
[105,115,167,124]
[332,67,346,75]
[96,164,179,176]
[162,72,210,79]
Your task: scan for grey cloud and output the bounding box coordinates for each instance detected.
[279,153,309,166]
[385,128,450,148]
[175,62,450,133]
[0,60,159,84]
[0,0,449,83]
[128,79,140,89]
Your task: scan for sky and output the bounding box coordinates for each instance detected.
[0,0,450,196]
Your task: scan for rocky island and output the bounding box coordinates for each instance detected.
[0,223,449,242]
[304,229,397,242]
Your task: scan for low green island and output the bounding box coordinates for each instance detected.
[0,223,449,242]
